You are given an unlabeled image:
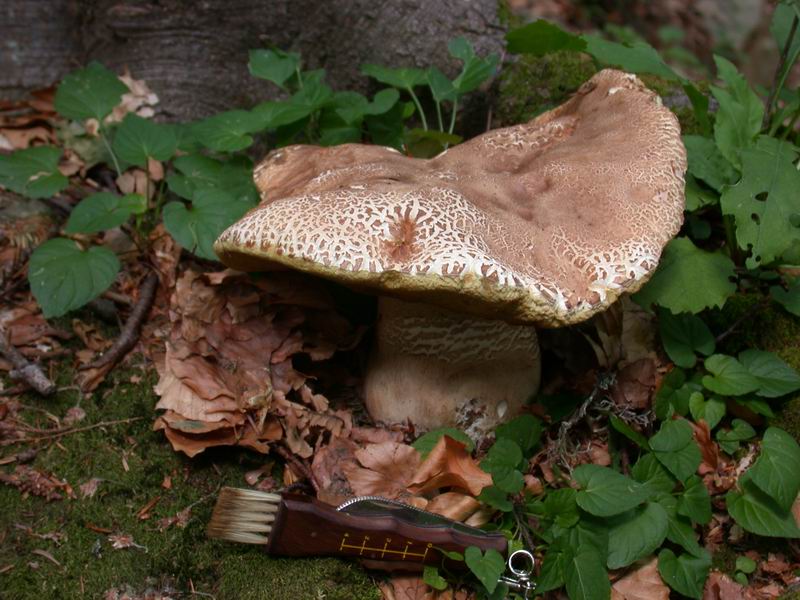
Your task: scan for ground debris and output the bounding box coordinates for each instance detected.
[0,464,73,500]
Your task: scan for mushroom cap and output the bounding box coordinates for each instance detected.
[214,69,686,327]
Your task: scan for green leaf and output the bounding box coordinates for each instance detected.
[0,146,68,199]
[565,517,609,563]
[606,502,668,569]
[659,310,715,368]
[565,549,611,600]
[112,114,177,167]
[422,566,447,591]
[361,64,428,91]
[334,89,399,124]
[658,549,711,599]
[65,192,146,234]
[544,488,580,528]
[192,110,264,152]
[633,238,737,314]
[248,49,301,89]
[412,429,473,458]
[427,67,457,104]
[703,354,760,396]
[678,475,712,525]
[610,415,649,448]
[167,154,258,205]
[162,188,254,260]
[505,19,587,56]
[654,369,698,419]
[537,542,569,593]
[736,556,757,574]
[574,464,651,517]
[290,71,335,112]
[734,396,775,418]
[685,176,719,213]
[495,414,543,455]
[54,62,128,122]
[716,419,757,455]
[252,101,313,129]
[464,547,505,594]
[583,35,679,80]
[477,485,513,512]
[771,280,800,317]
[631,453,676,495]
[721,135,800,269]
[727,478,800,538]
[665,513,705,558]
[689,393,726,429]
[711,55,764,169]
[739,349,800,398]
[682,135,738,193]
[649,419,702,482]
[482,439,524,493]
[28,238,120,318]
[448,37,499,95]
[749,427,800,511]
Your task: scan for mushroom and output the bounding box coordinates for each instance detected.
[214,69,686,436]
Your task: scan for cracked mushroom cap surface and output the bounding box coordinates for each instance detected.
[214,69,686,327]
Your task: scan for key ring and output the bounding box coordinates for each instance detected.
[498,549,537,599]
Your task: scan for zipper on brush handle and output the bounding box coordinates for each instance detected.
[267,493,507,571]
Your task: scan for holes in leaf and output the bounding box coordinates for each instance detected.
[791,214,800,228]
[754,191,768,202]
[751,213,760,224]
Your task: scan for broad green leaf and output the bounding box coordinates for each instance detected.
[665,513,705,558]
[167,154,258,205]
[659,310,715,368]
[678,475,712,524]
[477,485,513,512]
[682,135,737,193]
[685,175,720,212]
[689,393,726,429]
[489,467,524,494]
[422,566,447,591]
[771,280,800,316]
[248,49,300,89]
[721,135,800,269]
[65,192,146,233]
[162,188,254,260]
[448,37,499,95]
[361,64,427,90]
[427,67,457,104]
[583,35,679,80]
[631,453,676,495]
[711,55,764,169]
[734,396,775,418]
[544,488,580,528]
[505,20,587,56]
[736,556,757,574]
[702,354,760,396]
[654,368,696,419]
[482,439,524,493]
[658,548,711,599]
[749,427,800,511]
[610,415,649,448]
[606,502,668,569]
[334,89,399,124]
[565,549,610,600]
[537,545,569,593]
[633,237,736,314]
[649,419,701,482]
[252,101,312,129]
[0,146,68,199]
[112,114,177,167]
[565,517,609,563]
[192,110,264,152]
[739,349,800,398]
[727,478,800,538]
[290,71,335,112]
[574,464,651,516]
[716,419,757,455]
[683,82,712,136]
[28,238,119,318]
[54,62,128,122]
[412,429,473,458]
[495,414,542,454]
[464,547,504,594]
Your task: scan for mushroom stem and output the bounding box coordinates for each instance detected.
[364,297,541,438]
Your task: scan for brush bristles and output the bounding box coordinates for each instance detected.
[207,487,282,545]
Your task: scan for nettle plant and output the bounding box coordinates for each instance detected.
[0,38,497,318]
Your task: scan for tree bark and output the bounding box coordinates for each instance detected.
[1,0,504,122]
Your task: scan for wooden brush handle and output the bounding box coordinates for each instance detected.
[267,494,507,571]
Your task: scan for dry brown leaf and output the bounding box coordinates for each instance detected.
[425,492,480,522]
[379,575,434,600]
[610,358,656,410]
[311,437,359,505]
[344,441,421,499]
[63,406,86,426]
[407,436,491,497]
[108,533,146,551]
[79,477,102,499]
[611,558,669,600]
[692,420,720,472]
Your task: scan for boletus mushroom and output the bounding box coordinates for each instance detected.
[214,69,686,436]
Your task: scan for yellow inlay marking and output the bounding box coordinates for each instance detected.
[338,534,430,560]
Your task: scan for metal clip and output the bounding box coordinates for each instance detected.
[498,549,536,599]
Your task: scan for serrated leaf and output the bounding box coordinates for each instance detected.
[738,349,800,398]
[412,429,473,458]
[633,237,737,314]
[682,135,738,193]
[649,419,701,482]
[54,62,128,122]
[749,427,800,511]
[678,475,712,524]
[477,485,513,512]
[192,110,264,152]
[721,135,800,269]
[248,49,300,89]
[112,114,177,167]
[606,502,668,569]
[631,453,676,495]
[465,547,505,594]
[574,464,651,517]
[659,310,715,368]
[583,35,679,80]
[771,280,800,316]
[658,549,711,599]
[702,354,760,396]
[0,146,68,199]
[689,393,726,429]
[65,192,146,233]
[162,189,254,260]
[727,478,800,538]
[361,64,428,90]
[565,549,611,600]
[495,414,542,454]
[505,19,587,56]
[28,239,119,318]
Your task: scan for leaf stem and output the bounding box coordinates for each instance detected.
[448,98,459,135]
[763,15,799,130]
[407,87,428,131]
[99,125,122,177]
[435,100,444,132]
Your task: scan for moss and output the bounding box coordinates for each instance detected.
[0,361,380,599]
[711,544,737,575]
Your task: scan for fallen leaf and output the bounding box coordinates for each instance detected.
[611,358,656,410]
[311,437,359,505]
[407,436,491,497]
[612,558,669,600]
[107,534,146,551]
[79,477,102,499]
[425,492,480,522]
[344,442,421,499]
[63,406,86,426]
[702,571,750,600]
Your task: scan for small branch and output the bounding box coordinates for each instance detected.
[82,272,158,371]
[274,444,320,493]
[0,329,56,397]
[715,298,771,344]
[1,417,145,446]
[763,15,799,130]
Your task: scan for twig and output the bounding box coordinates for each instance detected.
[1,416,145,446]
[512,504,536,552]
[274,443,320,493]
[715,298,771,344]
[0,328,56,396]
[82,272,158,371]
[763,15,799,130]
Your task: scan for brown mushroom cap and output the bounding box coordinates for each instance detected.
[215,69,686,327]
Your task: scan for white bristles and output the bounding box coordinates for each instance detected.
[207,487,282,545]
